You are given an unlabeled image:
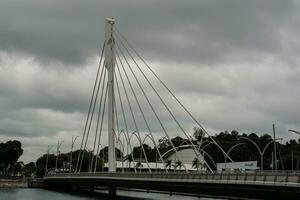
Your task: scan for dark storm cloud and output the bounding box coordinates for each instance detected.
[0,0,300,162]
[0,0,299,65]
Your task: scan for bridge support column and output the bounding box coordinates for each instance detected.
[109,186,116,197]
[105,17,116,172]
[88,186,94,193]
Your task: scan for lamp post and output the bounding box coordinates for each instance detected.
[288,130,300,135]
[224,143,245,170]
[239,137,282,171]
[100,144,104,172]
[55,140,64,173]
[45,145,53,175]
[272,124,277,173]
[69,136,79,173]
[288,129,300,172]
[143,133,166,172]
[115,132,125,173]
[129,131,151,173]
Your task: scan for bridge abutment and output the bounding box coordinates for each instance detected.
[109,186,116,198]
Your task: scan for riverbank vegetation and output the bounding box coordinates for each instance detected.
[0,140,23,176]
[2,130,300,177]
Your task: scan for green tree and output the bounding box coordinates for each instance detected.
[174,160,183,170]
[0,140,23,175]
[22,162,36,177]
[192,158,202,171]
[135,161,143,170]
[127,154,134,169]
[36,154,56,177]
[165,160,172,170]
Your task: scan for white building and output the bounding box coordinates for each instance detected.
[167,148,202,164]
[217,161,258,172]
[106,147,206,171]
[164,147,206,171]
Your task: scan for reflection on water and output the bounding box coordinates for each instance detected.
[0,188,224,200]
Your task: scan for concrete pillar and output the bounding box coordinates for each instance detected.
[109,186,116,197]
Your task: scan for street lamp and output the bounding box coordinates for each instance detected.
[288,130,300,135]
[55,140,64,173]
[115,133,125,173]
[288,130,300,172]
[45,145,53,175]
[239,137,282,171]
[117,130,137,173]
[142,133,167,172]
[224,143,245,170]
[69,136,79,173]
[93,144,104,173]
[99,144,105,172]
[129,131,151,173]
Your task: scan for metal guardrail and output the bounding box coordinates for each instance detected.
[45,171,300,187]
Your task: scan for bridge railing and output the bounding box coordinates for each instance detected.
[45,171,300,187]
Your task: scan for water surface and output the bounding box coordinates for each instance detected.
[0,188,224,200]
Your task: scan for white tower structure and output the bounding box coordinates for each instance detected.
[105,18,116,172]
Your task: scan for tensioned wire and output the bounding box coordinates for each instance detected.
[115,41,181,163]
[76,27,233,173]
[115,47,166,171]
[78,54,107,172]
[116,45,174,171]
[93,81,109,172]
[90,69,107,172]
[115,64,138,172]
[115,36,201,170]
[114,72,137,172]
[75,42,105,173]
[114,28,233,162]
[115,57,151,171]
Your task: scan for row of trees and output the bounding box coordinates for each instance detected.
[2,130,300,177]
[0,140,23,176]
[35,149,107,177]
[202,130,300,170]
[128,130,300,171]
[36,130,300,175]
[0,140,37,177]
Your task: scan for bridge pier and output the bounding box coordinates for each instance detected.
[109,186,116,198]
[88,186,94,193]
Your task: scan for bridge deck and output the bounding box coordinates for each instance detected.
[44,172,300,199]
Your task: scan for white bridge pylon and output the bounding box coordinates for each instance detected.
[105,18,116,172]
[75,18,233,174]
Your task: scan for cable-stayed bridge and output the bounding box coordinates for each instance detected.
[43,18,300,199]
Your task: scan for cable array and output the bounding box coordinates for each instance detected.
[75,28,232,173]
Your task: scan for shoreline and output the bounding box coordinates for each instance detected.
[0,177,27,188]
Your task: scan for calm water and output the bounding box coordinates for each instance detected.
[0,188,224,200]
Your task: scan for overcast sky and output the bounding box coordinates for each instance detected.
[0,0,300,163]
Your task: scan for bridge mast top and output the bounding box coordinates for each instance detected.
[105,17,116,172]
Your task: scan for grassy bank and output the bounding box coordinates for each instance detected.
[0,177,27,188]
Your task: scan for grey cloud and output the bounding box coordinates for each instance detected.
[0,0,300,162]
[0,0,299,66]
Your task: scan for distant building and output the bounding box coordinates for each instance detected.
[217,161,258,172]
[104,161,166,171]
[108,146,206,171]
[165,147,206,171]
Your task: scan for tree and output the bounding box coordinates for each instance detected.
[174,160,183,170]
[135,161,143,170]
[36,154,56,177]
[99,147,123,161]
[192,158,202,171]
[22,162,36,177]
[0,140,23,175]
[165,160,172,170]
[11,161,24,176]
[127,154,134,168]
[193,127,204,142]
